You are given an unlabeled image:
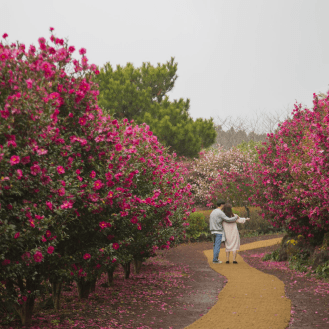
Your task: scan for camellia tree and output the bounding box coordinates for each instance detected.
[252,93,329,244]
[0,30,194,326]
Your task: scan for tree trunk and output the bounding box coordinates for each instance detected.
[13,296,35,326]
[50,280,62,311]
[107,268,115,286]
[89,278,97,293]
[133,259,143,274]
[121,262,131,279]
[76,279,92,299]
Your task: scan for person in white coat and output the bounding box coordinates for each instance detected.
[222,203,250,264]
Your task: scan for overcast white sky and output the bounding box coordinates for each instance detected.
[1,0,329,122]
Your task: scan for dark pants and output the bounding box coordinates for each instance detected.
[212,233,223,262]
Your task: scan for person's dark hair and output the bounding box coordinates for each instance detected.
[216,199,226,207]
[223,203,234,218]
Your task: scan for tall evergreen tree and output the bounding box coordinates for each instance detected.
[96,57,216,157]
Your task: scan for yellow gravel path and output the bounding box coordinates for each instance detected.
[186,238,291,329]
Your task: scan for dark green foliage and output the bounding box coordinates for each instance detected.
[96,58,216,157]
[186,212,208,240]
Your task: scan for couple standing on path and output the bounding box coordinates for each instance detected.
[209,199,250,264]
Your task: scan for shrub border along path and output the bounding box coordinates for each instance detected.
[186,238,291,329]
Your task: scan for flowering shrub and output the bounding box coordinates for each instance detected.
[0,30,193,325]
[252,93,329,244]
[206,162,255,207]
[189,146,256,206]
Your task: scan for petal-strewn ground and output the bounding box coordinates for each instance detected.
[3,233,329,328]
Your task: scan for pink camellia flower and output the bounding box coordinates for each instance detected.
[46,230,52,237]
[57,187,65,196]
[57,166,65,174]
[38,37,46,44]
[112,243,120,250]
[46,201,53,210]
[79,117,87,126]
[41,236,47,242]
[68,46,75,53]
[76,169,81,175]
[50,27,54,31]
[37,148,48,155]
[93,180,104,190]
[30,164,41,175]
[83,253,91,260]
[99,221,107,229]
[112,258,117,263]
[2,259,10,266]
[10,155,20,166]
[90,171,96,178]
[14,232,20,239]
[21,156,30,164]
[115,144,122,152]
[33,251,43,263]
[60,200,73,209]
[26,79,33,89]
[7,140,17,148]
[2,33,8,39]
[130,216,138,224]
[16,169,23,179]
[47,246,55,254]
[137,223,142,230]
[79,48,86,55]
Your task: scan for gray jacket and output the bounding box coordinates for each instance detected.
[209,208,237,239]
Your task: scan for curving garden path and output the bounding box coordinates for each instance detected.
[186,238,291,329]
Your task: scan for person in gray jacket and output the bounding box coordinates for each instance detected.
[209,199,239,264]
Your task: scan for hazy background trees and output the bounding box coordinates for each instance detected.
[212,107,293,150]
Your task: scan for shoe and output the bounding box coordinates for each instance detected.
[213,260,223,264]
[226,261,230,264]
[233,261,238,264]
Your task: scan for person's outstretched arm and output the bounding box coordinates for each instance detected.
[236,217,250,224]
[220,212,238,223]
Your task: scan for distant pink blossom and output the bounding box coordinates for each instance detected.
[30,164,41,175]
[79,48,86,55]
[57,166,65,174]
[9,155,20,165]
[26,79,33,89]
[21,156,30,164]
[112,243,120,250]
[14,232,20,239]
[83,253,91,260]
[33,251,43,263]
[16,169,23,179]
[2,259,10,266]
[79,117,87,126]
[115,144,122,152]
[47,246,54,254]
